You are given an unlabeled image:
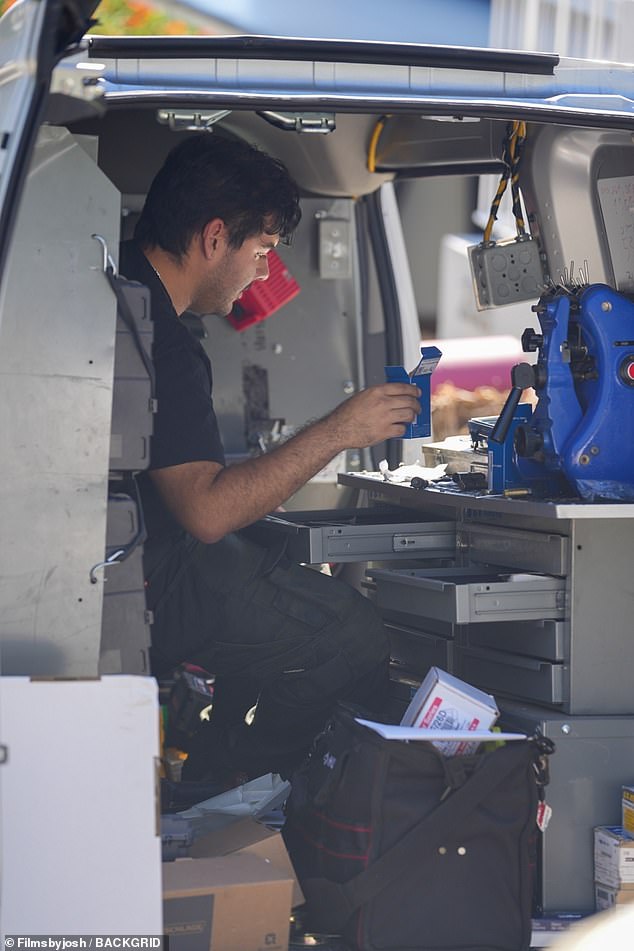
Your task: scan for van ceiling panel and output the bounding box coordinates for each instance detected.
[374,115,506,174]
[221,111,393,197]
[70,108,393,198]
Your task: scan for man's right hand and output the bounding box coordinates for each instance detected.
[325,382,422,449]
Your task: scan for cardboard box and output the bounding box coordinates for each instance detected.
[400,666,499,756]
[595,881,634,911]
[189,817,304,908]
[163,851,293,951]
[622,785,634,834]
[594,826,634,889]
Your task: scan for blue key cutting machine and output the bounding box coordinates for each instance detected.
[490,283,634,500]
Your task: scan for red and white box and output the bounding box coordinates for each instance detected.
[401,667,499,756]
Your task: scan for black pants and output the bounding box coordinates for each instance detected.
[146,531,390,779]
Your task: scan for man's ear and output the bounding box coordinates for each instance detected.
[201,218,225,259]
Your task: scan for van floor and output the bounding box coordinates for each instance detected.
[288,929,552,949]
[290,935,348,949]
[288,928,558,949]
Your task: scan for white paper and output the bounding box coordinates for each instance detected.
[178,772,290,826]
[376,460,447,483]
[355,717,527,742]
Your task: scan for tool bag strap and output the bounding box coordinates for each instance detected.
[302,739,532,931]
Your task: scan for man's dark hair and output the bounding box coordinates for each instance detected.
[135,134,302,257]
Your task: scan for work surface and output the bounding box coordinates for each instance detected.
[338,470,634,521]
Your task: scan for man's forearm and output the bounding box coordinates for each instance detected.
[151,382,421,543]
[206,416,345,540]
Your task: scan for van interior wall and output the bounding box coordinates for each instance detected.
[0,126,119,677]
[396,175,479,337]
[521,123,634,293]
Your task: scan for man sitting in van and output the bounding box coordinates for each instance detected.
[119,134,422,787]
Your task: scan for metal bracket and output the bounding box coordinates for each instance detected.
[318,219,352,279]
[50,58,105,103]
[157,110,232,131]
[257,111,336,133]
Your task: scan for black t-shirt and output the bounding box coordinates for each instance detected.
[119,240,225,550]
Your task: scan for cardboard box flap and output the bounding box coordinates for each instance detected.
[189,816,277,857]
[188,816,304,907]
[163,851,292,894]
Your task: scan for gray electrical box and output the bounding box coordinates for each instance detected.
[468,235,544,309]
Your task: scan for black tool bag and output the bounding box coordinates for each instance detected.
[282,705,554,951]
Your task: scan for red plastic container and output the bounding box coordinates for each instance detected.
[227,250,300,331]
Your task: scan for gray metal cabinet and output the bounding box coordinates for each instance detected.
[500,701,634,914]
[340,474,634,717]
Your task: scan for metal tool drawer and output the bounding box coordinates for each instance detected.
[456,645,565,705]
[101,494,150,676]
[242,507,456,564]
[461,523,569,576]
[463,619,567,662]
[386,621,453,673]
[368,567,566,624]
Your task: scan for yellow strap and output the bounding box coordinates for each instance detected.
[367,116,387,172]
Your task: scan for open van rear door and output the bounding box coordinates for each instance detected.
[0,0,101,282]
